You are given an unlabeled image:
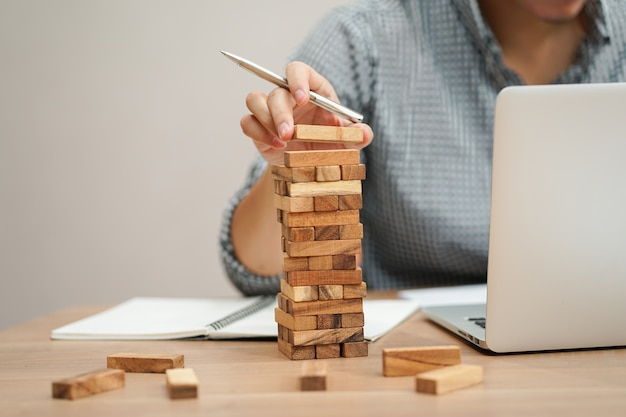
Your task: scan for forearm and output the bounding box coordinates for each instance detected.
[230,167,283,276]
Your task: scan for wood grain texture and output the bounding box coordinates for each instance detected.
[289,327,364,346]
[300,361,328,391]
[415,364,483,395]
[382,346,462,377]
[341,341,369,358]
[166,368,199,399]
[284,149,360,168]
[274,308,318,331]
[107,353,184,373]
[308,255,333,270]
[332,254,358,270]
[279,294,363,316]
[283,255,309,272]
[315,225,340,241]
[274,194,315,213]
[318,285,344,300]
[315,165,342,182]
[316,344,341,359]
[339,223,363,240]
[277,337,316,360]
[52,368,125,400]
[341,313,365,328]
[314,195,339,212]
[284,225,315,242]
[287,180,361,198]
[283,210,360,228]
[343,282,367,299]
[341,164,367,180]
[317,314,342,330]
[281,279,318,302]
[292,124,363,144]
[286,268,363,286]
[286,239,362,258]
[271,165,316,183]
[338,194,363,210]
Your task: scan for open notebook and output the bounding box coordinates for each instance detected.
[51,296,420,342]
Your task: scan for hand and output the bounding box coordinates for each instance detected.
[240,61,373,166]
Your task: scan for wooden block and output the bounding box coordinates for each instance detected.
[286,268,362,286]
[318,285,344,300]
[341,164,366,180]
[315,165,341,182]
[343,282,367,299]
[300,361,328,392]
[341,313,365,328]
[292,124,363,144]
[283,255,309,272]
[339,223,363,239]
[415,364,483,395]
[289,327,364,346]
[277,208,283,223]
[332,254,358,270]
[107,353,184,373]
[308,255,333,270]
[284,225,315,242]
[314,195,339,212]
[274,194,315,213]
[275,308,318,331]
[338,194,363,210]
[315,225,340,241]
[382,346,462,377]
[285,149,360,168]
[279,294,363,316]
[287,180,361,198]
[52,368,125,400]
[271,165,316,182]
[316,344,341,359]
[278,337,316,360]
[317,314,342,329]
[166,368,198,399]
[281,279,318,302]
[283,210,360,228]
[286,239,362,258]
[274,180,287,196]
[341,341,369,358]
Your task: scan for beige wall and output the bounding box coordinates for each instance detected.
[0,0,355,330]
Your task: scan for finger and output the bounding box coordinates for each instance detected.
[240,114,286,150]
[342,123,375,150]
[245,90,275,135]
[267,87,297,141]
[286,61,340,106]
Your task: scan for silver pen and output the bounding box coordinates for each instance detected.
[221,50,364,123]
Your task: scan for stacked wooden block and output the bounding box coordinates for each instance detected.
[273,125,368,360]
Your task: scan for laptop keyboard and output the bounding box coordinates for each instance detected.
[468,317,486,329]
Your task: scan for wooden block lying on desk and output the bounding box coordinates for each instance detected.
[300,361,328,391]
[52,368,125,400]
[382,346,461,376]
[285,149,360,168]
[107,353,184,373]
[292,124,363,144]
[166,368,198,399]
[415,364,483,395]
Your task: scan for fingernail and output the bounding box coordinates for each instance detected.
[278,122,290,139]
[271,136,287,148]
[294,89,307,105]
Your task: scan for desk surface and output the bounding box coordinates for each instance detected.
[1,299,625,417]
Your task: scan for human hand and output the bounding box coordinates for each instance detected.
[240,61,373,166]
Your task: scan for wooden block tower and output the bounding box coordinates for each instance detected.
[272,124,368,360]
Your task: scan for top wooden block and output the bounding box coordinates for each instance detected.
[292,124,363,144]
[285,149,360,168]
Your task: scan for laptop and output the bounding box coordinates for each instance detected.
[422,82,626,353]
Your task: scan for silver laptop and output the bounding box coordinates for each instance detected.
[423,82,626,353]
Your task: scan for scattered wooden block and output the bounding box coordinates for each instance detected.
[107,353,184,373]
[293,124,363,144]
[287,180,362,198]
[284,149,360,168]
[415,364,483,395]
[283,210,360,228]
[341,341,369,358]
[300,361,328,391]
[286,239,362,258]
[166,368,199,399]
[274,308,318,331]
[382,346,462,377]
[52,368,125,400]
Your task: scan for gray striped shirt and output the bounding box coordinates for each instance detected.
[220,0,626,295]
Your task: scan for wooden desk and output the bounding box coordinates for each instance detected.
[1,302,625,417]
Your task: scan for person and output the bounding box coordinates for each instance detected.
[220,0,626,295]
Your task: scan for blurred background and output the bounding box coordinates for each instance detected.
[0,0,354,330]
